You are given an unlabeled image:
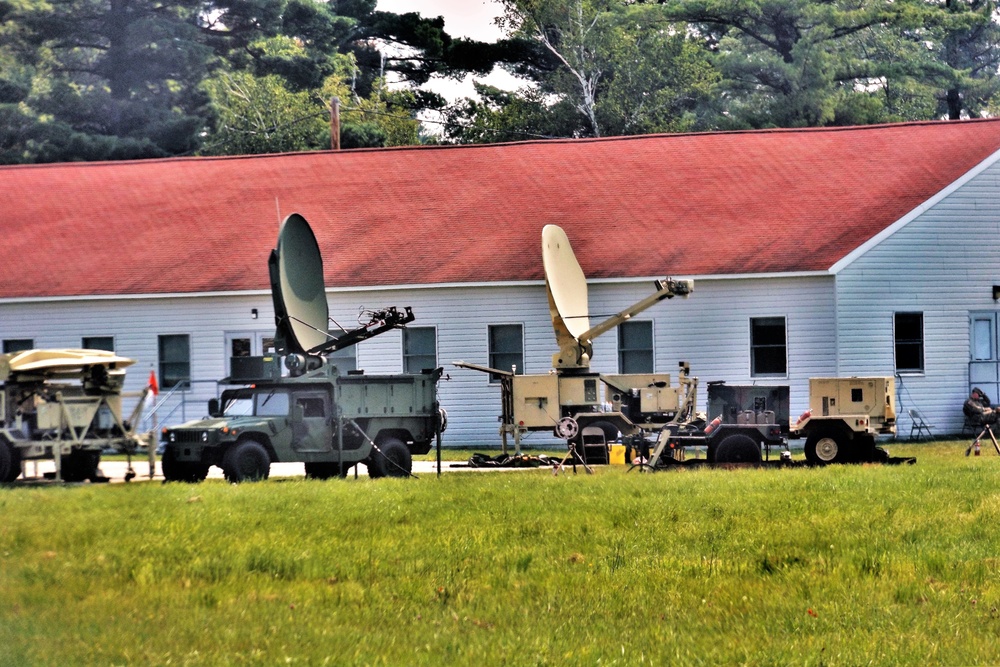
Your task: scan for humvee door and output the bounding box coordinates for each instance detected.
[291,390,333,452]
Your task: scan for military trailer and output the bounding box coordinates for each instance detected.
[161,214,446,483]
[641,378,896,468]
[0,348,147,482]
[455,224,695,464]
[790,377,896,464]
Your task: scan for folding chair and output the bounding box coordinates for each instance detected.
[908,408,934,441]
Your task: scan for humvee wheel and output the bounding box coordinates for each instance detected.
[0,441,21,483]
[222,441,271,483]
[61,450,100,482]
[368,437,412,478]
[162,448,209,483]
[714,434,762,464]
[805,432,844,465]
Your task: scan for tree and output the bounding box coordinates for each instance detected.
[928,0,1000,119]
[0,0,210,162]
[0,0,511,163]
[656,0,919,128]
[443,83,581,143]
[200,44,422,156]
[449,0,718,140]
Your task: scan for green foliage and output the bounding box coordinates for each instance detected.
[6,0,1000,158]
[200,62,420,155]
[445,0,718,140]
[0,0,492,162]
[201,71,327,155]
[2,442,1000,664]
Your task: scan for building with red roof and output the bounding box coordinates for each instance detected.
[2,119,1000,445]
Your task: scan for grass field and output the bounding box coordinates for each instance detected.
[2,440,999,666]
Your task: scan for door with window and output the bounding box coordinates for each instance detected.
[224,332,276,377]
[970,312,1000,404]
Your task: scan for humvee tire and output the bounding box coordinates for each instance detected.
[223,440,270,483]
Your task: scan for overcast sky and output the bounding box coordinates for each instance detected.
[375,0,506,42]
[374,0,520,107]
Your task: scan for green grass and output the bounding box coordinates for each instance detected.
[2,440,999,665]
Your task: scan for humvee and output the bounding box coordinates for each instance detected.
[161,214,446,482]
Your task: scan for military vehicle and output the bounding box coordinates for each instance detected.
[790,376,896,464]
[642,377,896,467]
[456,224,695,464]
[160,214,445,483]
[0,348,147,482]
[458,225,898,469]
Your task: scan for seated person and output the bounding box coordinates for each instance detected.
[964,388,997,426]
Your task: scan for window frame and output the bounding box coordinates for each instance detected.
[971,314,996,362]
[158,334,191,389]
[82,335,115,352]
[749,316,788,378]
[2,339,34,353]
[894,312,925,374]
[403,326,437,374]
[617,319,654,374]
[487,323,524,383]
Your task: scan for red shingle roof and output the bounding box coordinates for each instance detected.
[3,120,1000,299]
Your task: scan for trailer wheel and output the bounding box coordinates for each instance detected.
[222,441,270,483]
[0,441,20,482]
[714,434,762,464]
[161,448,209,483]
[805,431,845,465]
[368,437,412,478]
[61,450,100,482]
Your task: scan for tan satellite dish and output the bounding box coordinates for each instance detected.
[542,224,594,368]
[0,348,135,380]
[542,224,694,370]
[270,213,330,354]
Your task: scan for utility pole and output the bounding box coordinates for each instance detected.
[330,97,341,150]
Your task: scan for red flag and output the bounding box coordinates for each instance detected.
[149,370,159,396]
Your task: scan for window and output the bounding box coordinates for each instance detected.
[488,324,523,382]
[3,339,33,353]
[82,336,114,352]
[296,396,327,418]
[158,334,190,389]
[973,316,994,361]
[255,390,289,417]
[403,327,437,374]
[618,320,654,374]
[750,317,787,376]
[894,312,924,373]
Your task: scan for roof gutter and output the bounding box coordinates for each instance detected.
[0,271,834,306]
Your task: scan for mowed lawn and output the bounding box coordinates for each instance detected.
[1,441,999,666]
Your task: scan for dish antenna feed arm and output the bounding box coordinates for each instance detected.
[542,224,692,370]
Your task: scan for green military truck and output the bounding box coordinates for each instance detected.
[161,214,446,482]
[161,358,444,482]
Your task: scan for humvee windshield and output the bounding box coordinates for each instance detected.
[220,388,290,417]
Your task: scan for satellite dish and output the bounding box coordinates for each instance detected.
[542,224,592,368]
[270,213,330,355]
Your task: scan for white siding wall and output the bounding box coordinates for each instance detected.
[836,159,1000,435]
[588,276,837,419]
[1,274,836,447]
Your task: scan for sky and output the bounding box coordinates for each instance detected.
[375,0,506,42]
[374,0,522,103]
